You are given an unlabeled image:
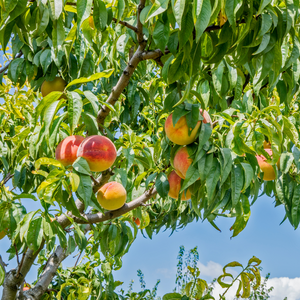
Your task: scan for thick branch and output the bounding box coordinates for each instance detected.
[72,187,157,224]
[0,52,23,74]
[22,246,66,300]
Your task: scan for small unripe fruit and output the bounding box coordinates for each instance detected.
[55,135,85,167]
[168,171,191,200]
[256,148,276,181]
[41,77,67,97]
[97,182,127,210]
[77,135,117,172]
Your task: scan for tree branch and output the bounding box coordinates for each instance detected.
[137,0,146,44]
[112,17,138,32]
[22,246,66,300]
[0,52,23,74]
[97,45,146,129]
[72,187,157,224]
[1,172,14,187]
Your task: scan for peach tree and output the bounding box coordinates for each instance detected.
[0,0,300,298]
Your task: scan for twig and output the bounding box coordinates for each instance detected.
[14,244,20,266]
[74,251,83,268]
[1,172,14,187]
[0,52,23,74]
[16,249,28,278]
[112,17,138,32]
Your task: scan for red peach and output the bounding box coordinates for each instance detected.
[97,181,126,210]
[256,148,276,181]
[173,146,193,179]
[55,135,85,167]
[168,170,191,201]
[77,135,117,172]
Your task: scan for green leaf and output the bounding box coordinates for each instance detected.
[72,157,91,175]
[257,13,272,38]
[116,0,125,21]
[77,0,93,33]
[68,92,83,134]
[257,0,272,15]
[66,69,114,88]
[179,4,193,48]
[155,173,170,198]
[231,164,244,208]
[7,58,23,83]
[146,0,169,21]
[49,0,63,19]
[0,264,4,286]
[76,173,92,208]
[171,0,185,29]
[181,164,200,191]
[279,152,294,174]
[153,20,170,52]
[67,173,80,192]
[94,0,107,31]
[26,217,43,251]
[283,116,299,146]
[35,157,65,170]
[73,223,87,251]
[291,184,300,228]
[240,163,254,191]
[162,293,182,300]
[206,159,221,201]
[40,49,52,74]
[195,0,211,42]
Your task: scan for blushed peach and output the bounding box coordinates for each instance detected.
[97,182,126,210]
[173,146,193,179]
[164,109,212,145]
[55,135,85,167]
[77,135,117,172]
[256,148,276,181]
[168,170,191,201]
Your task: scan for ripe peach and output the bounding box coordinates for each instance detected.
[164,109,212,145]
[173,146,193,179]
[0,230,5,240]
[55,135,85,167]
[41,77,67,97]
[256,148,276,181]
[168,170,191,201]
[97,182,127,210]
[77,135,117,172]
[23,287,30,291]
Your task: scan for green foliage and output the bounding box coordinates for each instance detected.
[1,0,300,297]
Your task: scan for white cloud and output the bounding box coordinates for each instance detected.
[267,277,300,300]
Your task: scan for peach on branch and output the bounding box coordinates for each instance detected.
[168,170,191,200]
[41,77,67,97]
[97,181,127,210]
[164,109,212,145]
[256,148,276,181]
[77,135,117,172]
[55,135,85,167]
[173,146,193,179]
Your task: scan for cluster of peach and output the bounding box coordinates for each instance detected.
[164,109,213,201]
[55,135,127,211]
